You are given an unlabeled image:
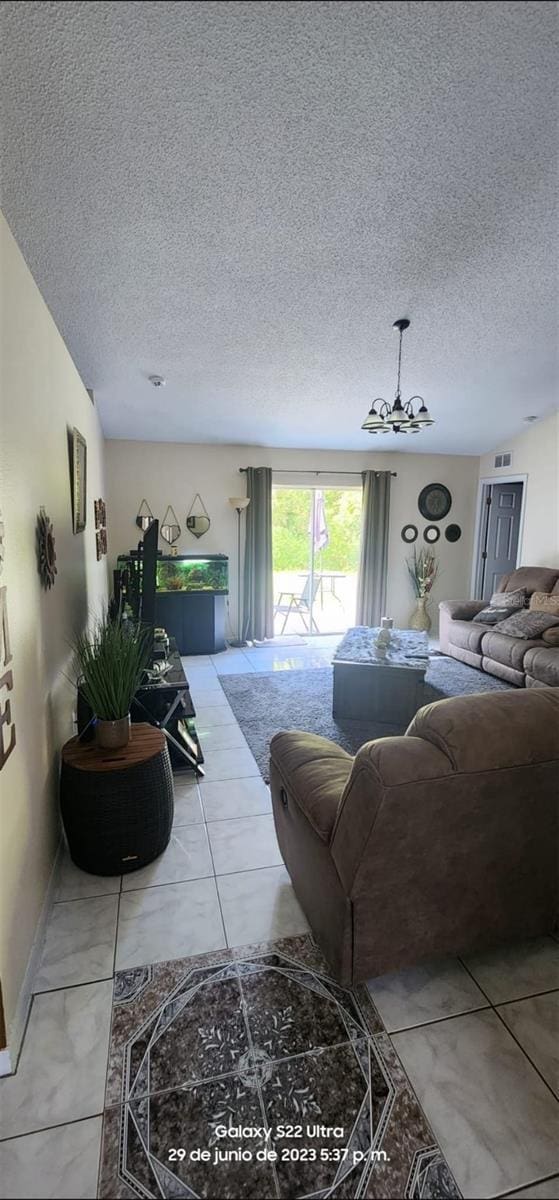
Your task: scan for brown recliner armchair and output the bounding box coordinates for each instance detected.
[270,689,559,985]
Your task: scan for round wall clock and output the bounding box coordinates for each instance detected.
[424,524,440,544]
[445,524,462,542]
[401,524,418,543]
[37,508,57,589]
[418,483,452,521]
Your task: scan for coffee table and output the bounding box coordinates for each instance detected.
[332,627,430,724]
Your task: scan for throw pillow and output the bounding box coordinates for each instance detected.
[490,588,528,609]
[542,626,559,646]
[473,605,522,625]
[530,591,559,617]
[492,610,559,639]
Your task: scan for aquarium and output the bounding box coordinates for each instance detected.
[155,555,228,594]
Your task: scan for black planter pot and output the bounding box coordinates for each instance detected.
[60,729,174,876]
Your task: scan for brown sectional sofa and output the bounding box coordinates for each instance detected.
[270,689,559,985]
[439,566,559,687]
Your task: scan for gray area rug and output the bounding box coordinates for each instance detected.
[220,658,513,781]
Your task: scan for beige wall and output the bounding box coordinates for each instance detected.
[478,411,559,568]
[106,440,479,633]
[0,214,108,1050]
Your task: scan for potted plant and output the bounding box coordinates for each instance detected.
[407,547,439,632]
[73,613,152,749]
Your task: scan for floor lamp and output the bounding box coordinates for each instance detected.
[228,496,250,646]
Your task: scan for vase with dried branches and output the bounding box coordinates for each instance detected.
[406,547,439,632]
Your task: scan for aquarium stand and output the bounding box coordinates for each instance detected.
[145,553,229,655]
[155,591,227,655]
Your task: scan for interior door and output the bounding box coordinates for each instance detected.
[477,481,524,598]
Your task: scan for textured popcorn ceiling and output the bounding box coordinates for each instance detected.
[0,1,557,453]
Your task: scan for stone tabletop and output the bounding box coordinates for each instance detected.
[333,626,430,668]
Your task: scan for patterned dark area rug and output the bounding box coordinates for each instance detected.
[99,934,460,1198]
[220,661,513,780]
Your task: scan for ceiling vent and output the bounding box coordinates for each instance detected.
[494,452,512,469]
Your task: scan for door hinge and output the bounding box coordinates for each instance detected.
[481,551,488,560]
[486,495,492,506]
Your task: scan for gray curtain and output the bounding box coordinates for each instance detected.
[356,470,391,626]
[242,467,274,642]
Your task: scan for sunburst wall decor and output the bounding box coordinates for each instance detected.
[37,508,57,589]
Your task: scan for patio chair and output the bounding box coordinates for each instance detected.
[274,575,321,634]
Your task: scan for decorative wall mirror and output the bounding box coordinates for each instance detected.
[401,524,418,543]
[136,499,154,531]
[186,494,210,539]
[161,505,181,550]
[424,524,441,543]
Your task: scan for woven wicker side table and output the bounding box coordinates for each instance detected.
[60,723,174,876]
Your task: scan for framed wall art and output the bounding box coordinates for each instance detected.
[72,428,87,533]
[94,498,108,558]
[94,498,107,530]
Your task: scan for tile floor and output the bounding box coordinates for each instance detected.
[1,635,558,1199]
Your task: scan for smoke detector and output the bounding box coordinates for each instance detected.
[149,375,166,388]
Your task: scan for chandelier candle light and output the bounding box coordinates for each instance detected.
[361,319,434,435]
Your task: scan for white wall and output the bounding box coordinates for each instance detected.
[478,411,559,568]
[0,214,108,1055]
[106,441,479,634]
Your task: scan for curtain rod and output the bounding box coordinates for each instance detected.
[239,468,397,477]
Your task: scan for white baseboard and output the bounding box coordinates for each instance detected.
[0,838,63,1076]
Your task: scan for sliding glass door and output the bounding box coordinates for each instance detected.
[272,487,362,636]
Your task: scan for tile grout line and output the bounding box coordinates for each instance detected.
[388,1002,492,1036]
[102,1029,382,1117]
[457,956,559,1105]
[111,889,122,977]
[118,856,285,897]
[94,885,124,1193]
[386,985,559,1037]
[0,1111,106,1146]
[202,803,229,950]
[235,963,282,1199]
[495,985,559,1007]
[32,976,115,998]
[497,1170,559,1198]
[51,890,120,904]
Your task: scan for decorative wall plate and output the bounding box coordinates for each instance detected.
[161,505,181,545]
[186,493,210,539]
[445,523,462,542]
[424,524,440,543]
[37,508,57,588]
[401,524,418,543]
[418,483,451,521]
[136,499,154,531]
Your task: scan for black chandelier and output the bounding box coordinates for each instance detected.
[361,318,434,435]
